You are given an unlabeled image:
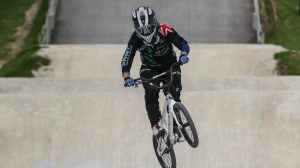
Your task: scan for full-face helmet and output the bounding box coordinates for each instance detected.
[132,6,159,44]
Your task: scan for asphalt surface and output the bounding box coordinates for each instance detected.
[52,0,256,44]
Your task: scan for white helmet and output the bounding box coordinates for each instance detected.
[132,6,159,44]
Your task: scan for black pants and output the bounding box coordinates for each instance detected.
[140,65,182,127]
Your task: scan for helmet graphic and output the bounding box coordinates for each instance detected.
[132,6,159,44]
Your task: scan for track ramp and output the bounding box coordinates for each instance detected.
[1,44,300,168]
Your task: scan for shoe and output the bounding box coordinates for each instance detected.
[174,126,185,143]
[152,124,165,137]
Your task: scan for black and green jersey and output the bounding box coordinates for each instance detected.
[121,24,189,73]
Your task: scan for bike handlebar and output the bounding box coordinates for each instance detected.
[128,61,181,90]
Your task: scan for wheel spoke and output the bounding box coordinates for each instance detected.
[155,136,174,168]
[186,127,194,141]
[176,107,194,142]
[173,103,199,148]
[162,154,172,168]
[157,138,168,156]
[179,112,187,123]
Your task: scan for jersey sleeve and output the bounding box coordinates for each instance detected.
[161,24,190,54]
[121,33,140,73]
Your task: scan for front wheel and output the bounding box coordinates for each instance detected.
[153,136,176,168]
[174,102,199,148]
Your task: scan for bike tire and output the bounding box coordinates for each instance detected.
[152,136,176,168]
[174,102,199,148]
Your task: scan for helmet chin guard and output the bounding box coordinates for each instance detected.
[137,25,158,44]
[142,34,160,46]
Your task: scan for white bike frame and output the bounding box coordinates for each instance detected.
[131,62,183,157]
[157,91,183,156]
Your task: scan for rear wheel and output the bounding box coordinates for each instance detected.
[153,136,176,168]
[174,102,199,148]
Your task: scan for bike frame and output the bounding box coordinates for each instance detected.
[155,90,183,156]
[129,62,183,156]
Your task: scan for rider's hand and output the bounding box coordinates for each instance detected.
[124,77,135,87]
[179,55,189,65]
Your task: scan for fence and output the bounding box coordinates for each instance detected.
[253,0,265,44]
[39,0,59,45]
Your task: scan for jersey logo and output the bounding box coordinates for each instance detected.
[160,24,174,38]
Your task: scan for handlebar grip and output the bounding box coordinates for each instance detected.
[124,79,142,88]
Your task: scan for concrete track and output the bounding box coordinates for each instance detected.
[1,88,300,168]
[2,77,300,94]
[34,44,284,78]
[1,44,300,168]
[52,0,256,43]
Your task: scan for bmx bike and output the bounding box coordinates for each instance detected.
[130,62,199,168]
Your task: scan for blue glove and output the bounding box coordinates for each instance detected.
[124,77,135,87]
[179,55,189,65]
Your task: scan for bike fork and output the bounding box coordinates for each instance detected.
[168,98,183,129]
[163,95,183,145]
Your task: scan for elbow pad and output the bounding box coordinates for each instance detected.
[181,42,190,54]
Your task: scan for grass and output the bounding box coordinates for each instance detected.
[0,0,36,59]
[263,0,300,75]
[0,0,50,77]
[275,51,300,75]
[266,0,300,50]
